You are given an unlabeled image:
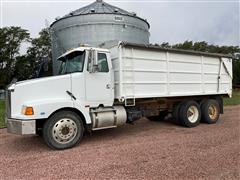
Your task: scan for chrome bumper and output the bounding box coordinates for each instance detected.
[7,118,36,135]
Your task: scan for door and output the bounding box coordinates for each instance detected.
[85,51,113,105]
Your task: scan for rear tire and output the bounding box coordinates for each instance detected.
[43,110,84,150]
[179,101,201,128]
[172,102,183,121]
[201,99,220,124]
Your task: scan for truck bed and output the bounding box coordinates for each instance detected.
[109,42,232,101]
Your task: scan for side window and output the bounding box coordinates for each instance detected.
[98,53,109,72]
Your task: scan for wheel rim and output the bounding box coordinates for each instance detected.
[52,118,78,144]
[187,106,199,123]
[208,104,218,120]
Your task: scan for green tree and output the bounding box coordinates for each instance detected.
[13,55,32,81]
[0,26,30,88]
[27,28,52,77]
[193,41,208,52]
[172,41,194,50]
[233,59,240,85]
[159,42,171,48]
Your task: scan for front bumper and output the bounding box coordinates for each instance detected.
[6,118,36,135]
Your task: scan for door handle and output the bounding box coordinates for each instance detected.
[66,91,76,100]
[106,84,111,89]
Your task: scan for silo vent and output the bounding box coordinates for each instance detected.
[132,12,137,16]
[90,8,95,13]
[114,8,119,13]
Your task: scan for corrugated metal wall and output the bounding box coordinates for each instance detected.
[50,1,150,74]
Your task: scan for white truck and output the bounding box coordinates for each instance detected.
[6,42,232,150]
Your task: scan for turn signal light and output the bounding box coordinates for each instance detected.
[22,106,34,115]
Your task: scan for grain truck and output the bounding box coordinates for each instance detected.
[6,42,232,149]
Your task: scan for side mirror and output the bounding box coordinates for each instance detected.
[89,50,98,73]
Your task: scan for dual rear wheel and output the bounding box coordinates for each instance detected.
[201,99,220,124]
[173,99,220,128]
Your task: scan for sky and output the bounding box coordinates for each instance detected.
[1,0,240,48]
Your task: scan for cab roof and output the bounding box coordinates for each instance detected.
[57,46,109,60]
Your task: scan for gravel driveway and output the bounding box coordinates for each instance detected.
[0,105,239,179]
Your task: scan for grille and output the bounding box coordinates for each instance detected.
[5,90,11,118]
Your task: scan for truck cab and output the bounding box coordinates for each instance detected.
[57,47,114,107]
[6,46,127,149]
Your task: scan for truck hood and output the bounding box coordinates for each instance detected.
[9,75,73,119]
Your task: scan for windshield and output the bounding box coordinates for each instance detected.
[58,51,85,75]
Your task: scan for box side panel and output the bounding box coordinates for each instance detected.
[121,47,168,98]
[110,45,232,100]
[168,53,202,95]
[203,56,220,93]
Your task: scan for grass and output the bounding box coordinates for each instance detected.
[0,90,239,129]
[223,89,240,106]
[0,100,5,128]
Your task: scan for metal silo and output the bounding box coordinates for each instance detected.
[50,0,150,74]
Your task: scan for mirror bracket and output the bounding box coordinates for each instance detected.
[89,49,98,73]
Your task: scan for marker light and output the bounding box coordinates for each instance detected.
[22,106,34,116]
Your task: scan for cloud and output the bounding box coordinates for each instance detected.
[2,0,239,46]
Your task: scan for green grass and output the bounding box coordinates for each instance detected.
[224,90,240,106]
[0,100,5,128]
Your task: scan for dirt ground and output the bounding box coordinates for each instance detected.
[0,105,239,180]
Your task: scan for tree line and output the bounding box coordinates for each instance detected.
[0,26,51,89]
[0,26,239,89]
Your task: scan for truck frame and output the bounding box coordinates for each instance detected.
[6,42,232,149]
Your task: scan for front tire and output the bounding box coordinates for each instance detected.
[43,111,84,150]
[179,101,201,128]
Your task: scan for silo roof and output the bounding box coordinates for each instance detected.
[52,0,150,28]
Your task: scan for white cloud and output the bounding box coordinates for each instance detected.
[2,0,240,46]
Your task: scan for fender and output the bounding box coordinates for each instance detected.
[12,98,92,125]
[12,99,74,120]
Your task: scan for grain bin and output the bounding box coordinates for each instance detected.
[50,0,150,74]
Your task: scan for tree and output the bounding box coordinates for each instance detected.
[172,41,194,50]
[233,59,240,86]
[27,28,52,77]
[13,55,32,81]
[159,42,171,48]
[0,26,30,88]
